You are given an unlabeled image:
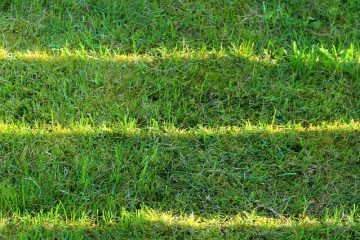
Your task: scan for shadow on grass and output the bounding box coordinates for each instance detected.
[1,0,359,55]
[0,124,358,219]
[0,49,359,127]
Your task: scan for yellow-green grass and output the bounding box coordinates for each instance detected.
[0,207,359,239]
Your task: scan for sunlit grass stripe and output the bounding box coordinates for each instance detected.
[0,121,358,136]
[0,44,359,65]
[0,207,358,234]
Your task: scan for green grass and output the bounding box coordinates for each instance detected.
[0,0,359,239]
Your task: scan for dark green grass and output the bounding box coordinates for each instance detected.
[1,125,358,215]
[0,0,359,239]
[0,124,359,239]
[0,49,358,126]
[1,0,359,51]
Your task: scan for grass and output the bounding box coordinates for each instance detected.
[0,0,359,239]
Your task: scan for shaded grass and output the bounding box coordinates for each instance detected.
[1,0,359,52]
[0,123,359,215]
[0,122,359,238]
[0,47,358,127]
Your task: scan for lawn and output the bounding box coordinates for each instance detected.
[0,0,359,239]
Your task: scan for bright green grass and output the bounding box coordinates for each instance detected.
[0,1,359,239]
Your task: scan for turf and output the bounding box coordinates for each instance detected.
[0,0,359,239]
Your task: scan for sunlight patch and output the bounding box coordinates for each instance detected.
[0,208,357,232]
[0,121,358,136]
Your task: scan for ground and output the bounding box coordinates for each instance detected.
[0,1,359,239]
